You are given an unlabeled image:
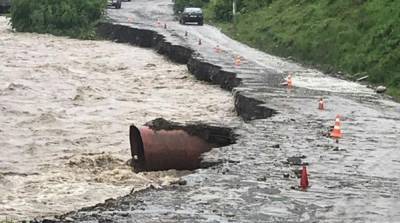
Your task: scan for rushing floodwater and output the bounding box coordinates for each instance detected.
[0,17,236,220]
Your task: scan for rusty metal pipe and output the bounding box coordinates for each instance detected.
[130,125,212,172]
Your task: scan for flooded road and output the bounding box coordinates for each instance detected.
[47,1,400,222]
[0,16,236,220]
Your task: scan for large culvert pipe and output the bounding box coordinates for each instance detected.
[129,125,212,172]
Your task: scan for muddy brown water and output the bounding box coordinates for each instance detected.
[0,17,236,220]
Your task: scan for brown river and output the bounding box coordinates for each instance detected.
[0,16,236,220]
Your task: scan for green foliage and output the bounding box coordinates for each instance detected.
[205,0,274,22]
[10,0,107,39]
[206,0,232,22]
[176,0,400,99]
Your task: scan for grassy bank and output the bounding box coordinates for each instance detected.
[177,0,400,99]
[10,0,107,39]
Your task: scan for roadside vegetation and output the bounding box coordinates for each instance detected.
[173,0,209,13]
[176,0,400,99]
[10,0,107,39]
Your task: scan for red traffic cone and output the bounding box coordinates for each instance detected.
[331,125,342,138]
[318,98,325,110]
[300,165,309,191]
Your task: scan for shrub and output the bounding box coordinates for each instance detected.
[10,0,107,39]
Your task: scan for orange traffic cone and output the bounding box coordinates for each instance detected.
[235,56,241,67]
[318,98,325,110]
[300,165,309,191]
[287,73,293,88]
[331,115,342,142]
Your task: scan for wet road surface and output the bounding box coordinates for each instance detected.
[34,0,400,222]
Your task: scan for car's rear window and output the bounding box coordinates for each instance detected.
[184,8,202,13]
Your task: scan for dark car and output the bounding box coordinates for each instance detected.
[179,7,203,25]
[108,0,122,9]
